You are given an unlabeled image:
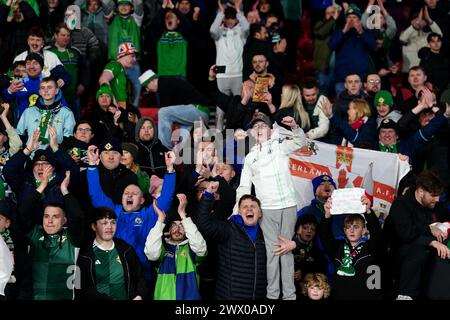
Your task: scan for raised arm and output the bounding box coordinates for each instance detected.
[61,171,84,247]
[280,116,307,154]
[318,199,338,258]
[152,151,176,212]
[144,199,165,261]
[178,194,207,257]
[196,182,231,243]
[0,103,22,155]
[86,146,115,209]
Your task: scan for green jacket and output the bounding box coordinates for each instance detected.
[18,191,84,300]
[313,19,336,73]
[107,15,141,61]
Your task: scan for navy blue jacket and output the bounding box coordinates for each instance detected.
[329,114,377,149]
[328,29,376,82]
[3,148,79,225]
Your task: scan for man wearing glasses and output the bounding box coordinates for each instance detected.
[61,120,96,168]
[364,73,382,115]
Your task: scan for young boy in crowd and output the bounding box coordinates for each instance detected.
[292,214,328,288]
[319,195,385,300]
[16,77,75,149]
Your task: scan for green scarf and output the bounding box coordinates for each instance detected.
[35,173,56,198]
[337,243,363,277]
[37,103,62,144]
[379,142,398,153]
[1,228,10,241]
[316,201,325,213]
[0,175,5,200]
[38,111,52,144]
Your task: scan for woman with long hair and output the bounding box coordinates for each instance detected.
[276,84,311,131]
[321,98,377,149]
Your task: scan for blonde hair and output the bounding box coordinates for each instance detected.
[280,84,310,130]
[301,273,331,298]
[128,162,140,174]
[350,99,371,122]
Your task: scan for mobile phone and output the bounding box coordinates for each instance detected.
[215,65,226,74]
[12,77,23,85]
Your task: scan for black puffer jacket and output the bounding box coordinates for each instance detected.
[75,237,148,300]
[320,211,385,300]
[196,195,267,300]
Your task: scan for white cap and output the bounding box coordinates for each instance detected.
[139,69,158,87]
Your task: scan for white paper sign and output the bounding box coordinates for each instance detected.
[331,188,366,215]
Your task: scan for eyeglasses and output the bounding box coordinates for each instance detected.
[367,80,381,84]
[77,128,92,133]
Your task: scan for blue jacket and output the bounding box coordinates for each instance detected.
[328,29,376,82]
[329,114,378,149]
[2,75,42,117]
[16,94,74,149]
[87,167,176,280]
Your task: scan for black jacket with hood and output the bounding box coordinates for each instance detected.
[134,117,168,179]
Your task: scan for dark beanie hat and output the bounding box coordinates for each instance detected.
[32,149,57,167]
[378,118,399,133]
[312,174,336,195]
[99,137,122,153]
[25,52,44,69]
[121,142,138,160]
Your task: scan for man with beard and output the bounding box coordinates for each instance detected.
[363,73,382,116]
[242,52,281,119]
[75,207,147,300]
[300,78,330,140]
[134,117,167,178]
[386,170,450,300]
[145,194,207,300]
[86,147,176,287]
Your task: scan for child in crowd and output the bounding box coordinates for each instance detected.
[301,273,331,301]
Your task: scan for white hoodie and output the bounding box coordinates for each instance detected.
[235,125,307,211]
